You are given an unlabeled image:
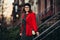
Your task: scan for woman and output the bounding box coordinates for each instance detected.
[20,3,39,40]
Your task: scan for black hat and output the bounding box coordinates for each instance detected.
[24,3,31,8]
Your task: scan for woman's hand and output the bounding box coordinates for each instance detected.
[20,33,22,36]
[36,32,39,36]
[32,30,36,35]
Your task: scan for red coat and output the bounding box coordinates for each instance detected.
[20,12,38,36]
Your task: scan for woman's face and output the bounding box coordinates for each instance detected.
[25,6,29,12]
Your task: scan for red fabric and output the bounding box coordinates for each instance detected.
[20,12,38,36]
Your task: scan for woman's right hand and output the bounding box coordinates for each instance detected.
[36,32,39,36]
[20,33,22,36]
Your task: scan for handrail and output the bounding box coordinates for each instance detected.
[40,26,60,40]
[38,13,56,28]
[33,20,60,40]
[38,11,60,29]
[39,12,60,29]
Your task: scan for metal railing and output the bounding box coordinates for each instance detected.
[40,26,60,40]
[33,20,60,40]
[38,12,60,29]
[38,13,56,29]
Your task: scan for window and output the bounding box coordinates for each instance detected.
[47,0,50,12]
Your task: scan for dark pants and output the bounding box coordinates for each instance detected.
[25,36,34,40]
[21,35,36,40]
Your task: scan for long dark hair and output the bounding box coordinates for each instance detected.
[23,3,32,13]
